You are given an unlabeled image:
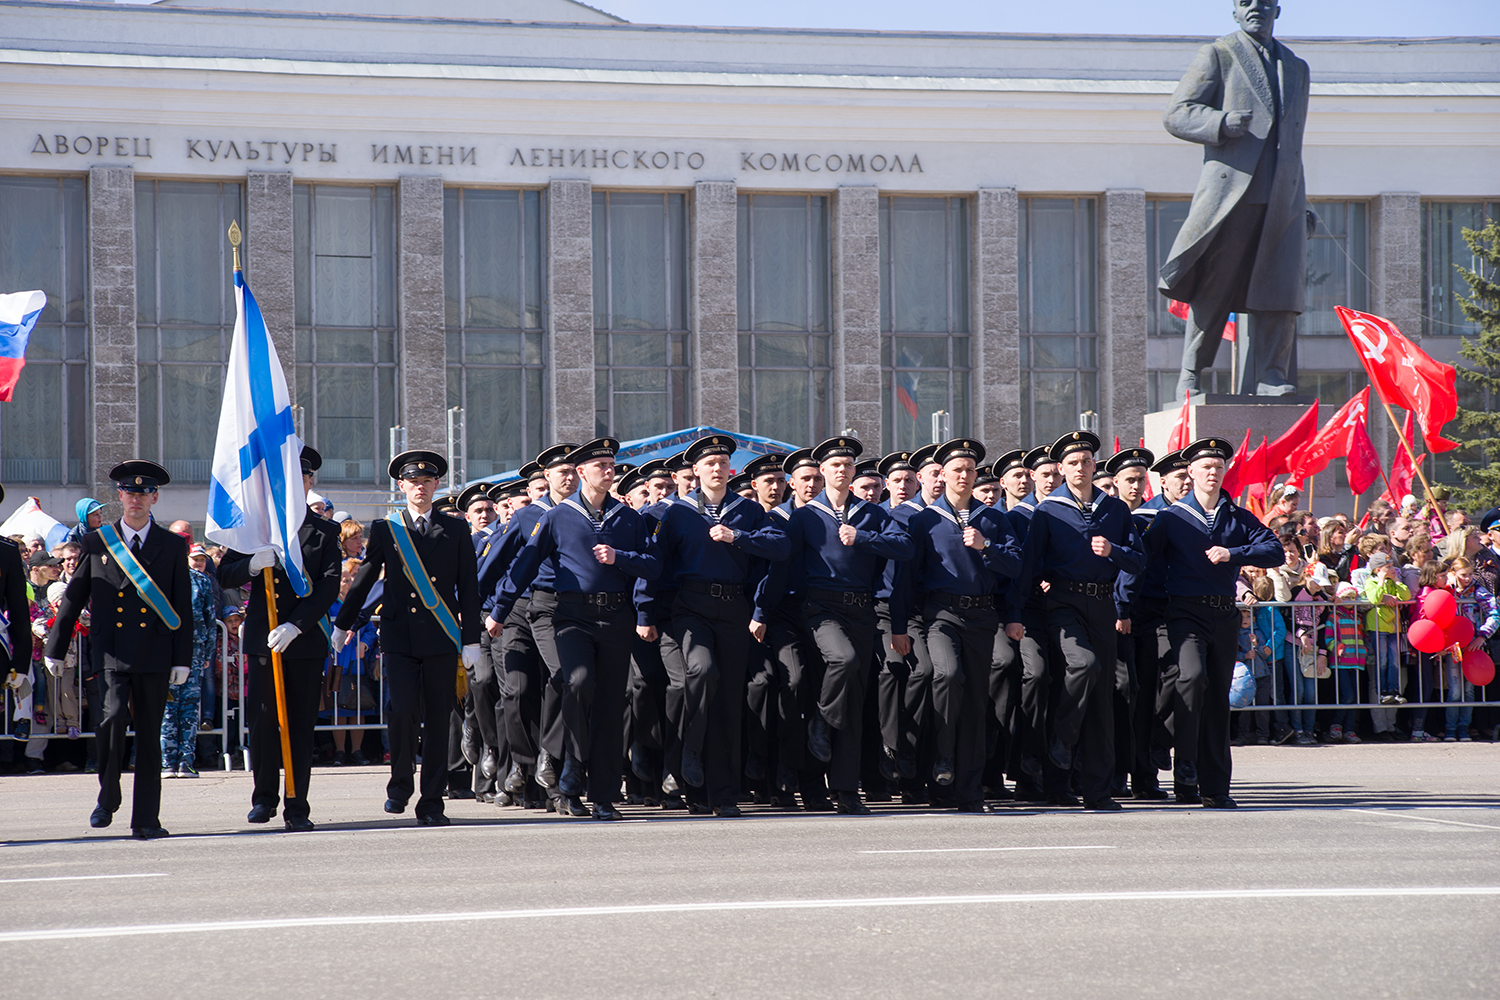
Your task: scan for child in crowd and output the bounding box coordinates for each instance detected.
[1289,564,1330,745]
[1326,582,1366,743]
[40,581,81,739]
[161,543,218,778]
[1236,602,1275,745]
[328,557,378,766]
[1442,557,1499,742]
[1362,552,1410,705]
[1409,560,1448,742]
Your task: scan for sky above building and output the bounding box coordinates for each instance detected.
[600,0,1499,37]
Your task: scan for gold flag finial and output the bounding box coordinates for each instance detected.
[227,220,242,273]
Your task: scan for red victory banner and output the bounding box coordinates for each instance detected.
[1288,386,1382,495]
[1338,306,1459,454]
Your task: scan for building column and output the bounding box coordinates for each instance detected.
[88,165,137,501]
[1368,192,1423,464]
[397,175,447,456]
[245,171,297,398]
[691,180,738,432]
[1100,188,1148,451]
[973,188,1020,449]
[547,179,595,444]
[832,185,881,444]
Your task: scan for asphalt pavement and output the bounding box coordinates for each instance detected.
[2,743,1497,999]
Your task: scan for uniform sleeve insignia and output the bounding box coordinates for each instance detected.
[530,523,540,537]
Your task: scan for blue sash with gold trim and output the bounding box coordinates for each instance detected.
[386,516,461,650]
[99,524,182,630]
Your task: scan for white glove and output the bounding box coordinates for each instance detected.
[462,643,482,669]
[267,622,302,653]
[332,627,351,650]
[44,657,64,678]
[248,550,276,573]
[169,666,189,686]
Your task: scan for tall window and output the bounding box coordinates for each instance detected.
[1145,199,1191,338]
[1301,200,1368,336]
[136,180,242,483]
[445,188,546,478]
[1019,197,1096,446]
[879,196,970,452]
[0,176,87,484]
[737,193,831,445]
[593,191,689,440]
[293,185,397,484]
[1424,201,1499,336]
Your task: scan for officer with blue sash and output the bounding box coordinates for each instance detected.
[646,434,789,815]
[47,461,191,839]
[892,439,1022,811]
[493,438,661,820]
[770,436,914,814]
[335,450,482,826]
[1005,431,1143,811]
[219,446,342,830]
[1142,437,1282,807]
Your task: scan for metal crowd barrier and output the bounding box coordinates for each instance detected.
[1226,595,1498,716]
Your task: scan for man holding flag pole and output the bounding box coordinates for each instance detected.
[206,222,340,831]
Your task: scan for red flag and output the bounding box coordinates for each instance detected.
[1168,300,1236,342]
[1166,390,1192,452]
[1220,428,1253,501]
[1287,387,1380,494]
[1263,401,1320,477]
[1112,435,1121,455]
[1379,410,1426,507]
[1244,436,1270,500]
[1337,306,1459,453]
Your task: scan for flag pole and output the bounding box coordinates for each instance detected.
[1376,396,1439,509]
[230,221,296,801]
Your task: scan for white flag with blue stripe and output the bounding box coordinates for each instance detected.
[204,271,310,597]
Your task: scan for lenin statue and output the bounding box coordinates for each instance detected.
[1159,0,1312,398]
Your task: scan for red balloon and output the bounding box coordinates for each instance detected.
[1423,589,1457,629]
[1463,650,1495,687]
[1408,619,1447,654]
[1445,617,1476,649]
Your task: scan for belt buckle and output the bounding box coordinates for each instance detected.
[958,595,973,610]
[842,592,854,606]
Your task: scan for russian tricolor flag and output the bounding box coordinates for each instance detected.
[0,290,45,402]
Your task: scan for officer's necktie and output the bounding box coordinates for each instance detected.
[415,516,427,537]
[131,534,142,555]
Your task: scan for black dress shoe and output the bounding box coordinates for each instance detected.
[680,749,705,787]
[1083,797,1123,812]
[384,798,407,814]
[1109,775,1131,798]
[416,813,452,827]
[955,800,995,814]
[503,761,527,794]
[535,750,558,789]
[247,803,275,824]
[1014,779,1047,802]
[1174,786,1202,805]
[879,745,900,782]
[807,713,833,764]
[750,790,770,805]
[659,793,687,811]
[1047,737,1073,772]
[864,789,893,803]
[1019,755,1043,780]
[835,791,871,815]
[90,805,113,829]
[558,755,586,797]
[802,794,836,813]
[1045,792,1081,807]
[900,790,929,806]
[932,757,955,786]
[1201,794,1238,809]
[630,741,653,781]
[713,803,742,818]
[776,763,800,794]
[744,750,767,782]
[984,783,1015,801]
[592,802,623,821]
[771,791,799,808]
[479,747,499,781]
[131,827,170,840]
[284,816,315,832]
[686,800,714,815]
[447,787,477,800]
[556,794,588,817]
[1132,785,1170,801]
[461,720,481,766]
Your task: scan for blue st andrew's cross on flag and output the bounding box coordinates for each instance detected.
[204,270,311,597]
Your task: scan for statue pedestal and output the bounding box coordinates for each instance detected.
[1141,395,1318,460]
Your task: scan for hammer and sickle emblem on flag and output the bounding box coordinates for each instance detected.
[1349,319,1388,363]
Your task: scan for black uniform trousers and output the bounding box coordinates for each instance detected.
[1129,596,1171,790]
[804,593,877,793]
[875,601,932,762]
[925,600,1000,806]
[248,654,322,820]
[384,650,458,819]
[96,669,169,828]
[1010,598,1052,781]
[654,594,686,783]
[1045,589,1117,803]
[743,634,774,771]
[670,588,751,807]
[500,596,544,768]
[541,595,633,803]
[471,630,503,753]
[989,629,1021,775]
[1112,641,1137,787]
[1165,598,1240,798]
[767,599,817,775]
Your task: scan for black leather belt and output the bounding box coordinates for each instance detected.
[558,591,631,610]
[680,579,744,600]
[930,592,995,611]
[807,588,873,608]
[1174,593,1237,610]
[1053,580,1112,601]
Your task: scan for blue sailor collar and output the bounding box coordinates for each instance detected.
[806,489,866,524]
[1041,484,1107,513]
[678,488,748,523]
[1171,489,1235,528]
[928,493,979,528]
[560,491,627,526]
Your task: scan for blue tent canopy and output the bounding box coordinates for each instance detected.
[458,426,799,491]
